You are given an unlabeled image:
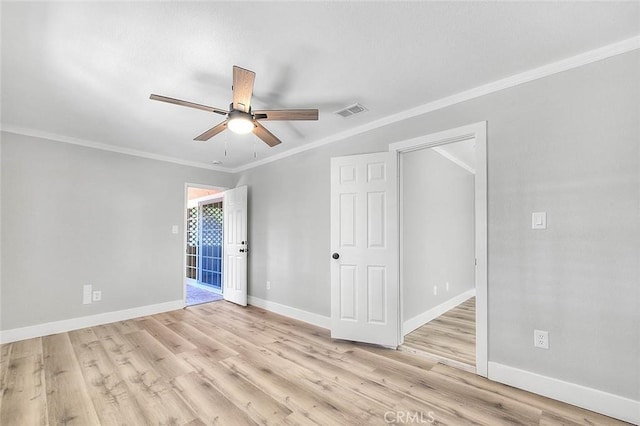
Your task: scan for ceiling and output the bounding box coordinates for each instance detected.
[2,2,639,171]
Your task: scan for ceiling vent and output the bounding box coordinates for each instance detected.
[335,103,368,118]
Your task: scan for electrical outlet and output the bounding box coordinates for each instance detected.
[266,281,271,290]
[446,282,450,292]
[433,285,438,296]
[92,290,102,302]
[534,330,549,349]
[83,284,92,305]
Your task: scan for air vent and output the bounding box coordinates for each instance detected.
[334,103,368,118]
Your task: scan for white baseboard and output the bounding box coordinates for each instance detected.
[403,288,476,335]
[248,296,330,329]
[488,362,640,424]
[0,299,184,344]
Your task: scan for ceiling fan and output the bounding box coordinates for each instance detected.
[150,66,319,147]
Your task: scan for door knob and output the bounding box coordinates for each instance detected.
[332,253,340,259]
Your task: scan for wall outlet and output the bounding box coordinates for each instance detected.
[266,281,271,290]
[92,290,102,302]
[446,282,450,292]
[433,285,438,296]
[171,225,179,234]
[83,284,93,305]
[534,329,549,349]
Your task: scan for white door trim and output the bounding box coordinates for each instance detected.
[183,183,228,306]
[389,121,488,377]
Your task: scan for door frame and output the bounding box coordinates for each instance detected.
[389,121,488,377]
[183,183,228,306]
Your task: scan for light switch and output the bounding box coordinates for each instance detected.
[532,212,547,230]
[83,284,92,305]
[172,225,179,234]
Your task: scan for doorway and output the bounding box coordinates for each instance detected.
[389,121,488,377]
[185,185,226,306]
[399,139,477,372]
[329,122,487,376]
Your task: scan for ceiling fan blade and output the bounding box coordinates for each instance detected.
[194,120,228,141]
[253,122,282,147]
[150,94,227,115]
[254,109,319,121]
[232,66,255,113]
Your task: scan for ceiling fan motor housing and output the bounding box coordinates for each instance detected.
[227,109,255,134]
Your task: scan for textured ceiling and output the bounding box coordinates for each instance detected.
[2,2,639,170]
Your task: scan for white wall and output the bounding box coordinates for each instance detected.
[0,132,233,330]
[236,50,639,401]
[402,147,475,322]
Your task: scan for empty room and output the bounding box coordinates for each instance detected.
[1,2,639,425]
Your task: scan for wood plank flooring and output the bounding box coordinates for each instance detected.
[0,300,630,425]
[402,297,476,370]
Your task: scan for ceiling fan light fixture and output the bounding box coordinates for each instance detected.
[151,65,317,146]
[227,111,255,135]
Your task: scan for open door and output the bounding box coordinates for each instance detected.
[223,185,248,306]
[330,152,399,347]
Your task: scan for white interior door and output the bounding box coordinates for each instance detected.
[223,185,248,306]
[330,152,399,347]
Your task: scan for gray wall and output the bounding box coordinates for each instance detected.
[402,148,475,322]
[0,132,233,330]
[235,133,393,314]
[237,50,639,400]
[0,138,3,331]
[1,50,637,402]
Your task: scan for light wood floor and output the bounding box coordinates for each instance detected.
[403,297,476,370]
[0,300,629,425]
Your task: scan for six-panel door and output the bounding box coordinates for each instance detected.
[330,152,399,347]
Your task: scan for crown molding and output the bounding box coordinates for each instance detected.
[0,124,234,173]
[231,35,640,173]
[2,36,638,175]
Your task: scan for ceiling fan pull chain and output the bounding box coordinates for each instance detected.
[224,137,228,157]
[253,135,257,158]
